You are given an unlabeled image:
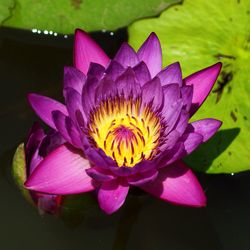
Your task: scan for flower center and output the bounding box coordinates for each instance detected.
[88,97,161,167]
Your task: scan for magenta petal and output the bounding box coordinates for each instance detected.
[140,161,206,207]
[98,179,129,214]
[157,62,182,86]
[74,29,110,74]
[187,119,222,142]
[184,62,222,116]
[25,144,95,195]
[27,93,68,130]
[137,32,162,77]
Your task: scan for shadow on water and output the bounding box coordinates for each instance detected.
[184,128,240,172]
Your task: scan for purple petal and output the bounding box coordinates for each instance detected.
[52,111,82,148]
[98,178,129,214]
[36,194,61,215]
[128,169,158,186]
[87,62,106,80]
[133,61,151,86]
[187,119,222,142]
[25,122,45,165]
[27,93,68,130]
[157,62,182,86]
[161,84,182,133]
[63,66,86,96]
[184,62,222,116]
[86,167,115,182]
[140,161,206,207]
[142,77,163,110]
[74,29,110,74]
[158,142,185,167]
[158,130,180,152]
[116,67,141,99]
[81,75,99,115]
[181,85,193,112]
[173,110,190,136]
[25,144,95,195]
[182,132,203,154]
[105,60,125,81]
[137,32,162,77]
[114,43,139,67]
[95,76,116,102]
[64,87,86,123]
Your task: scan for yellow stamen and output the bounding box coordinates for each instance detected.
[88,97,161,167]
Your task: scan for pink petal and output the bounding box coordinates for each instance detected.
[98,179,129,214]
[27,93,68,130]
[74,29,110,74]
[184,62,222,116]
[25,144,95,195]
[137,32,162,77]
[140,161,206,207]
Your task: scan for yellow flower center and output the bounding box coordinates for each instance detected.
[88,97,161,167]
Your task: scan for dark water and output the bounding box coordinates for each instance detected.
[0,27,250,250]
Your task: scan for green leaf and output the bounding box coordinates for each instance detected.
[0,0,14,24]
[12,143,34,204]
[2,0,180,34]
[129,0,250,173]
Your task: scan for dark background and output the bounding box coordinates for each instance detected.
[0,27,250,250]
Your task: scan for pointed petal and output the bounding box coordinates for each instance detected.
[116,67,141,99]
[25,144,95,195]
[74,29,110,74]
[52,111,82,148]
[27,93,68,130]
[157,62,182,86]
[114,43,139,67]
[137,33,162,77]
[98,179,129,214]
[95,76,116,102]
[182,132,203,154]
[128,169,158,186]
[63,66,86,96]
[140,161,206,207]
[65,87,86,123]
[184,62,222,116]
[82,75,99,115]
[142,77,163,110]
[87,62,105,79]
[86,167,115,182]
[133,61,151,86]
[105,60,125,81]
[181,85,193,112]
[187,119,222,142]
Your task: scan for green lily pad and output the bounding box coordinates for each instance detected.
[129,0,250,173]
[12,143,34,204]
[2,0,180,34]
[0,0,14,24]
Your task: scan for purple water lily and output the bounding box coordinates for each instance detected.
[25,29,222,214]
[24,123,64,214]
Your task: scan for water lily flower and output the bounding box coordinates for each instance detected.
[25,29,222,214]
[20,123,64,214]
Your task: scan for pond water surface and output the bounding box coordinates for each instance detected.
[0,27,250,250]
